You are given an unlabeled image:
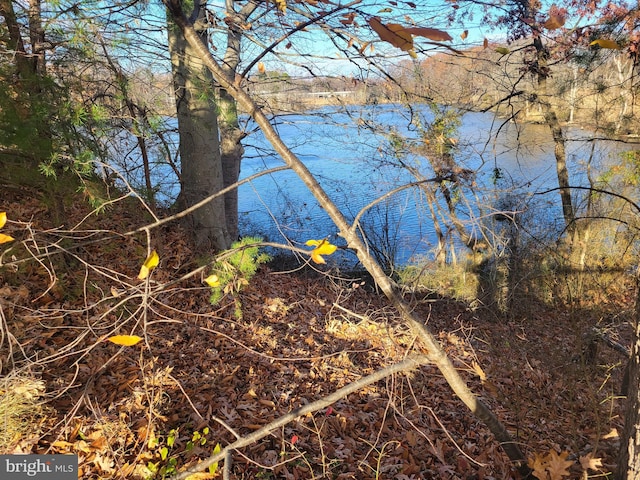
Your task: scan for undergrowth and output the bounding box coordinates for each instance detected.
[207,236,270,317]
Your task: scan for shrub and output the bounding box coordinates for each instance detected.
[206,237,270,317]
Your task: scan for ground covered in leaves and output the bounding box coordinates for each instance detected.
[0,194,634,479]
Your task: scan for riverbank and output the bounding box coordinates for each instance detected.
[0,190,631,478]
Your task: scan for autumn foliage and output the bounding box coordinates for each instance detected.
[2,0,640,477]
[0,187,630,478]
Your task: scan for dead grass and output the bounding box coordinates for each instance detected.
[0,372,48,452]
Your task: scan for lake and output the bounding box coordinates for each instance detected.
[234,104,630,265]
[126,103,632,266]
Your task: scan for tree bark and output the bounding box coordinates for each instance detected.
[163,3,532,476]
[167,8,231,251]
[0,0,69,223]
[219,90,244,242]
[617,276,640,479]
[216,0,257,242]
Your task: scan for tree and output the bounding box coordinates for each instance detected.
[4,0,639,476]
[168,3,232,250]
[619,279,640,478]
[0,0,98,221]
[162,1,532,476]
[447,0,640,475]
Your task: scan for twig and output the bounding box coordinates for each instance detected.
[169,355,431,479]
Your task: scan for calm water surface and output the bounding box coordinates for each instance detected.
[235,104,630,265]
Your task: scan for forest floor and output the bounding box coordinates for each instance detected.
[0,192,635,479]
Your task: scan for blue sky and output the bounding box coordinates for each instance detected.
[87,0,510,78]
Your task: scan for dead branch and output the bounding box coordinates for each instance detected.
[171,355,432,480]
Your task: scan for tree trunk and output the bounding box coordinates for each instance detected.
[532,36,576,237]
[218,88,243,242]
[0,0,70,223]
[163,5,533,476]
[167,12,231,251]
[216,1,257,242]
[617,277,640,478]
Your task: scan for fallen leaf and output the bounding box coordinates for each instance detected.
[0,212,6,228]
[204,274,221,287]
[0,233,14,244]
[579,453,603,472]
[107,335,143,346]
[546,450,573,479]
[185,472,214,480]
[528,452,549,480]
[590,38,621,50]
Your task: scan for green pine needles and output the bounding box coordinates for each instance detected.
[207,237,270,317]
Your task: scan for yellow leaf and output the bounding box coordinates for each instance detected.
[274,0,286,13]
[0,212,6,229]
[257,62,265,74]
[305,239,338,264]
[310,251,326,264]
[204,274,221,287]
[0,233,14,244]
[209,443,222,476]
[107,335,143,346]
[138,250,159,280]
[495,47,510,55]
[185,473,214,480]
[590,38,621,50]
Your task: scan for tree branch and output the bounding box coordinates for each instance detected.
[163,3,532,477]
[171,355,432,480]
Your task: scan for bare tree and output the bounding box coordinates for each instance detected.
[163,1,532,476]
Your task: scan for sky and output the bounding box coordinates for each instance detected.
[164,0,507,78]
[64,0,511,78]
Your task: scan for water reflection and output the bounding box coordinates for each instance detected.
[238,105,632,265]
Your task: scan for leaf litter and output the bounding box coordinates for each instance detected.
[0,193,631,479]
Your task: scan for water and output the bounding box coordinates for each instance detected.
[236,104,629,265]
[114,103,633,266]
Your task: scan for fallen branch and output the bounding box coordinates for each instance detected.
[171,355,432,480]
[163,3,533,477]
